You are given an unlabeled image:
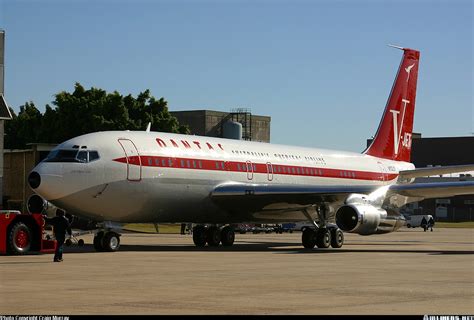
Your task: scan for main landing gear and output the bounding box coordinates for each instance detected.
[301,205,345,249]
[192,225,235,247]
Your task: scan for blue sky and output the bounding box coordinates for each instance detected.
[1,0,472,151]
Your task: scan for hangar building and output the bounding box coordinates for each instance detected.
[171,109,271,143]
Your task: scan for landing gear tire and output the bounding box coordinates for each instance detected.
[330,228,344,248]
[102,232,120,252]
[8,222,32,255]
[207,226,221,247]
[193,225,207,247]
[221,226,235,247]
[302,228,317,249]
[316,228,331,248]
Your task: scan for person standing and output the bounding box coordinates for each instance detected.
[421,216,428,232]
[428,216,435,232]
[44,209,72,262]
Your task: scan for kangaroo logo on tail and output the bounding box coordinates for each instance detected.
[405,63,415,82]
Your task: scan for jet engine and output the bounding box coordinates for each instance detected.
[335,203,387,235]
[27,194,57,217]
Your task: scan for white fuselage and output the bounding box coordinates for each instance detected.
[31,131,415,223]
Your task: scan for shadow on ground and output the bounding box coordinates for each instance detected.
[61,241,473,256]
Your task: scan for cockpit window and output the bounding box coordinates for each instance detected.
[89,151,100,162]
[45,149,100,163]
[76,151,88,162]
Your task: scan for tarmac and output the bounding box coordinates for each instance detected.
[0,227,473,315]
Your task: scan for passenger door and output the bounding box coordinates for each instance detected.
[246,160,253,180]
[266,162,274,181]
[118,139,142,181]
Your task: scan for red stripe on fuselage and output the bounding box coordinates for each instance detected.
[113,155,398,181]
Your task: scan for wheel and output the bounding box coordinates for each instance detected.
[78,239,85,246]
[207,226,221,247]
[221,226,235,247]
[302,228,316,249]
[406,224,411,228]
[8,222,32,254]
[65,238,72,246]
[93,232,104,251]
[193,225,207,247]
[330,228,344,248]
[102,232,120,252]
[316,228,331,248]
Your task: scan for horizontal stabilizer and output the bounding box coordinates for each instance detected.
[399,164,474,180]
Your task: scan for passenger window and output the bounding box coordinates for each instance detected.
[162,159,166,166]
[169,159,173,167]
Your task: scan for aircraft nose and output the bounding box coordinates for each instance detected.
[28,171,41,189]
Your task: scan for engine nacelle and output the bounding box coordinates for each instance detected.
[336,204,387,235]
[27,194,58,217]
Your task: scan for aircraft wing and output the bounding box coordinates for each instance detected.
[210,182,378,214]
[398,164,474,180]
[210,181,474,217]
[389,181,474,198]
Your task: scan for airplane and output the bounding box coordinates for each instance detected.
[27,46,474,252]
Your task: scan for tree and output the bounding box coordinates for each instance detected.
[5,83,189,149]
[4,102,42,149]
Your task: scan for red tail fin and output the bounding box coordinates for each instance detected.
[364,47,420,162]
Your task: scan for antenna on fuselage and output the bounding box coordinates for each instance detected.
[146,122,151,133]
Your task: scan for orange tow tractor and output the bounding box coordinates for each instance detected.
[0,210,56,255]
